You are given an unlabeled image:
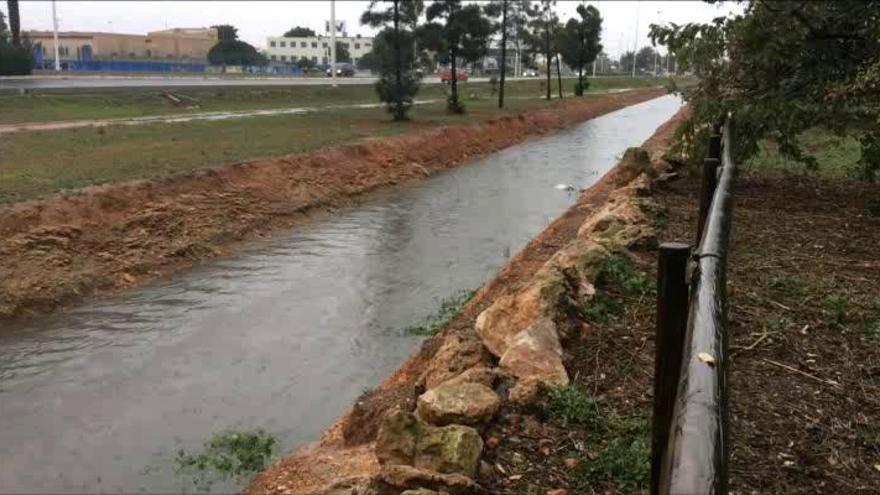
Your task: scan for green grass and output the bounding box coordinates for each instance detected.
[766,275,807,296]
[0,75,686,125]
[826,294,850,325]
[405,289,476,336]
[581,254,653,325]
[744,127,863,178]
[175,429,276,488]
[547,385,650,491]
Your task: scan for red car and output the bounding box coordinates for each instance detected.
[440,68,469,82]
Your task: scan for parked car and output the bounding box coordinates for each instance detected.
[522,69,539,77]
[326,63,356,77]
[439,68,469,82]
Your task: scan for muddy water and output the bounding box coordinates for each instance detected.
[0,95,682,493]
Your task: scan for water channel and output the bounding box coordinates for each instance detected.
[0,95,681,493]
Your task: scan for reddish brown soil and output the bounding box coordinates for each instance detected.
[0,88,664,322]
[245,107,689,495]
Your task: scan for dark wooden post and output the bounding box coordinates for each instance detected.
[696,157,720,244]
[651,242,691,495]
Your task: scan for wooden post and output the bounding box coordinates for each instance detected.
[651,242,691,495]
[696,157,720,244]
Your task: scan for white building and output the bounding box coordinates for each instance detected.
[265,34,374,66]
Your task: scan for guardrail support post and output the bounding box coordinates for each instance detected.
[651,242,691,495]
[696,157,720,243]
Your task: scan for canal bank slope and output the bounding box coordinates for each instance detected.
[0,88,665,321]
[246,107,688,495]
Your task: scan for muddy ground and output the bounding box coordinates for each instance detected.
[0,88,664,321]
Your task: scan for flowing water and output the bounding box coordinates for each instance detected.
[0,95,681,493]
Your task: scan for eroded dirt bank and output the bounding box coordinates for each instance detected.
[245,107,688,495]
[0,88,664,321]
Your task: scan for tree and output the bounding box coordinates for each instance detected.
[420,0,494,114]
[333,41,351,63]
[0,9,31,75]
[284,26,316,37]
[6,0,19,47]
[0,10,8,41]
[651,1,880,180]
[212,24,238,42]
[558,4,602,96]
[361,0,424,121]
[207,25,266,66]
[529,0,558,101]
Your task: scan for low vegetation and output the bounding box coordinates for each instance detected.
[405,289,475,336]
[175,429,277,489]
[581,253,654,325]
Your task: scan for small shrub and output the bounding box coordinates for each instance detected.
[176,429,276,486]
[766,315,793,333]
[581,292,624,325]
[547,385,599,426]
[767,275,806,296]
[864,317,880,341]
[857,424,880,453]
[601,254,655,296]
[827,294,849,324]
[406,289,475,335]
[573,79,590,96]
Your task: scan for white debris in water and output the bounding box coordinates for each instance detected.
[554,183,576,192]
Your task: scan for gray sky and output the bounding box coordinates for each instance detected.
[15,1,739,57]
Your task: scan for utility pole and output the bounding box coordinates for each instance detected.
[52,0,61,71]
[498,0,508,108]
[330,0,337,87]
[631,0,640,78]
[653,10,661,76]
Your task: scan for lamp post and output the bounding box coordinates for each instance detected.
[631,0,640,77]
[52,0,61,71]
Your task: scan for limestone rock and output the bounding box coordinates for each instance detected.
[375,410,483,478]
[375,409,421,466]
[420,334,489,390]
[440,365,506,389]
[498,318,567,386]
[474,284,543,358]
[416,382,500,426]
[372,465,484,495]
[401,490,446,495]
[577,193,656,248]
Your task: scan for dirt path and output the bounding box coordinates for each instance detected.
[0,88,665,321]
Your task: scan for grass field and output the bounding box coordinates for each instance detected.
[0,76,677,124]
[744,127,864,178]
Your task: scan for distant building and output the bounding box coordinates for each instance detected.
[265,34,373,66]
[26,27,217,62]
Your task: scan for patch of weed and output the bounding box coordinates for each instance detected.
[857,424,880,453]
[547,385,600,426]
[826,294,850,325]
[766,315,794,333]
[406,289,475,336]
[581,292,624,325]
[601,253,655,296]
[176,429,276,487]
[767,275,806,296]
[865,318,880,341]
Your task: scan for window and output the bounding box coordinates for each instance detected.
[271,55,277,61]
[365,43,372,48]
[270,41,276,47]
[301,42,307,48]
[322,56,328,65]
[280,41,286,47]
[312,42,318,48]
[322,42,328,48]
[311,56,318,63]
[343,43,350,49]
[354,43,360,49]
[281,55,287,62]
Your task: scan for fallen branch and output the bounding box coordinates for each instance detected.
[762,358,842,388]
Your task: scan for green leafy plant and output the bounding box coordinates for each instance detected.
[547,385,600,426]
[827,294,849,325]
[580,416,650,490]
[767,275,807,296]
[406,289,475,335]
[581,292,624,325]
[601,253,655,296]
[176,429,277,486]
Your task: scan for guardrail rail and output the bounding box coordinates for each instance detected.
[651,120,737,495]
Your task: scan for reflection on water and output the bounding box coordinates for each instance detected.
[0,95,681,493]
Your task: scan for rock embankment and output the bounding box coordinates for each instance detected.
[246,107,688,495]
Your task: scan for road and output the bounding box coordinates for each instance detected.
[0,74,502,91]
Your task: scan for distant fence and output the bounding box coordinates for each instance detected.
[652,120,736,495]
[35,59,302,76]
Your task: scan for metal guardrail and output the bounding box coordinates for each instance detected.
[651,121,737,495]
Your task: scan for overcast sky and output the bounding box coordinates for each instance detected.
[14,1,739,57]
